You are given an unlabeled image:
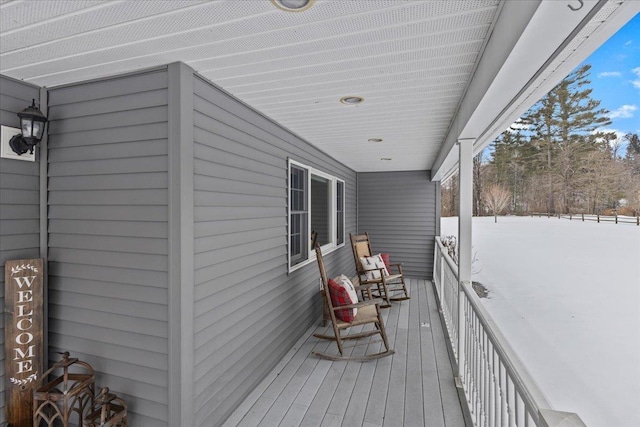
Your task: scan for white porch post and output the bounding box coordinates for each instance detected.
[457,138,474,379]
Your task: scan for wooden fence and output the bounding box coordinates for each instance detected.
[532,212,640,225]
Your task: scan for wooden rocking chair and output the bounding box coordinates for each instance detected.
[313,245,394,361]
[350,232,410,307]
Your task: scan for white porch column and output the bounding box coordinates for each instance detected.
[457,138,475,379]
[458,139,474,282]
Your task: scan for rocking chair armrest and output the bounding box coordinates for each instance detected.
[330,298,385,311]
[385,263,403,275]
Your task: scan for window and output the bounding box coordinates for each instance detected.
[311,174,330,247]
[288,160,346,271]
[290,164,308,266]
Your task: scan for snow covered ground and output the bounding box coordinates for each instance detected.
[440,216,640,427]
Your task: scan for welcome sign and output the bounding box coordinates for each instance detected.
[4,258,44,427]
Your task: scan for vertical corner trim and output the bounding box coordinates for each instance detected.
[39,87,49,369]
[39,88,48,260]
[167,62,195,427]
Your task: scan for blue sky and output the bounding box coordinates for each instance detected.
[579,12,640,143]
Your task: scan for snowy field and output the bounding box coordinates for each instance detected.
[440,216,640,427]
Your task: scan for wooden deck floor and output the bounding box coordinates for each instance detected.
[223,279,468,427]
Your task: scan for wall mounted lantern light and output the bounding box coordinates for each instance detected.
[9,99,48,155]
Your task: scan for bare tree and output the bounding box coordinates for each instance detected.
[483,184,511,222]
[473,152,484,216]
[441,173,459,217]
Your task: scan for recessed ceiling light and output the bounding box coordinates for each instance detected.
[271,0,314,12]
[340,96,364,105]
[368,138,383,143]
[381,158,392,161]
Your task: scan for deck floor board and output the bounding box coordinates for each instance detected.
[405,284,426,427]
[362,295,399,426]
[224,279,468,427]
[419,274,447,426]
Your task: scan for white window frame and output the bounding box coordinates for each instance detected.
[288,159,346,272]
[336,178,345,247]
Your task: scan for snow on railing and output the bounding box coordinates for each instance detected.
[434,237,586,427]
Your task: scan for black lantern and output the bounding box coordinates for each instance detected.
[9,99,48,155]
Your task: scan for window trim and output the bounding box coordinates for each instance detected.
[288,159,346,272]
[336,178,345,247]
[289,162,308,267]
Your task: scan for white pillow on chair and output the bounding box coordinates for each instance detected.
[359,254,389,280]
[334,275,358,316]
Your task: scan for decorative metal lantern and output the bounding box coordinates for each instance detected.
[9,99,48,155]
[33,352,95,427]
[85,387,128,427]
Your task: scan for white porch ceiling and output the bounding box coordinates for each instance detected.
[1,0,638,176]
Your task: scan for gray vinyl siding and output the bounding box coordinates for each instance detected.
[4,64,365,426]
[0,75,41,425]
[357,170,437,278]
[46,69,169,426]
[192,75,356,425]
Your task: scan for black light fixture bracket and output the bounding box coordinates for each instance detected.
[9,133,32,155]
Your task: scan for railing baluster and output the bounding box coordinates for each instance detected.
[479,316,484,425]
[466,298,473,418]
[483,329,490,426]
[515,392,521,426]
[490,351,495,427]
[500,362,507,427]
[477,315,484,425]
[495,360,499,427]
[473,310,480,423]
[489,343,496,427]
[508,378,515,427]
[478,312,484,425]
[474,312,478,423]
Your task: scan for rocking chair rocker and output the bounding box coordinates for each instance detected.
[313,245,394,362]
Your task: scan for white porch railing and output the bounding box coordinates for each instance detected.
[434,237,586,427]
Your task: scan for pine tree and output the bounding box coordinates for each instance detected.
[490,121,537,213]
[524,86,559,212]
[521,64,612,213]
[624,132,640,174]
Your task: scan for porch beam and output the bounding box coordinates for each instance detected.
[431,0,540,181]
[432,0,615,181]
